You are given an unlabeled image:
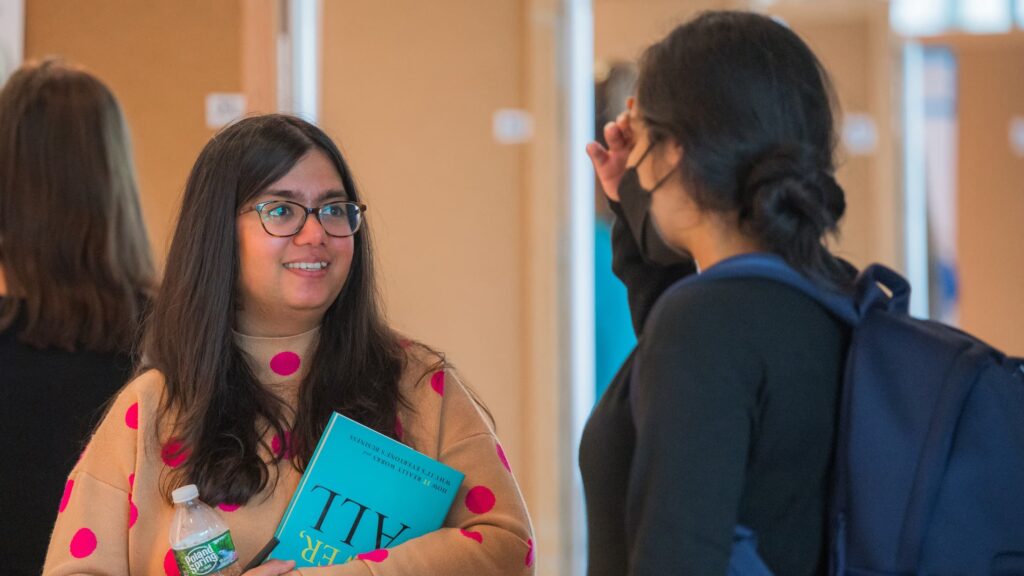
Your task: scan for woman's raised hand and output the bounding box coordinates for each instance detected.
[585,104,637,203]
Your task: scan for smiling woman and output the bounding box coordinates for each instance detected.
[43,115,535,576]
[236,150,359,337]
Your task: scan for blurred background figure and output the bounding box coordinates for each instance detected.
[592,61,638,401]
[0,58,156,575]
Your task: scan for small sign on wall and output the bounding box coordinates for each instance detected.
[205,93,247,129]
[1009,116,1024,158]
[493,108,534,144]
[842,112,879,157]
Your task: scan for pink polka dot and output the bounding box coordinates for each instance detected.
[161,440,189,468]
[129,498,138,528]
[69,527,97,558]
[525,538,535,567]
[430,370,445,396]
[460,528,483,543]
[497,442,511,473]
[357,549,389,563]
[395,416,404,441]
[128,473,135,490]
[164,548,181,576]
[269,351,301,376]
[218,503,240,512]
[272,431,293,459]
[465,485,496,514]
[59,479,74,513]
[125,402,139,429]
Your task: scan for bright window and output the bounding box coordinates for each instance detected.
[958,0,1012,33]
[892,0,1019,35]
[891,0,952,36]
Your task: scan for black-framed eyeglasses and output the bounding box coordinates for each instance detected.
[241,200,367,238]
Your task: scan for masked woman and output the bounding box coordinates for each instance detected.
[581,11,854,575]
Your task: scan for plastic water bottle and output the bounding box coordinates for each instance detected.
[170,484,243,576]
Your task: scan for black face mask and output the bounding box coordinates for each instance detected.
[616,144,689,266]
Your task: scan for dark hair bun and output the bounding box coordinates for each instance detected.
[741,144,845,251]
[637,11,853,290]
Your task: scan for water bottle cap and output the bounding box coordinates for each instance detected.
[172,484,200,504]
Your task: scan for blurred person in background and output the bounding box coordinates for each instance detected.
[0,58,156,575]
[593,61,640,401]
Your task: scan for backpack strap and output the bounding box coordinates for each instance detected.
[894,345,992,567]
[857,264,911,315]
[631,252,867,414]
[659,253,911,326]
[667,253,859,323]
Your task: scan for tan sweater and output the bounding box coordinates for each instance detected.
[44,328,535,575]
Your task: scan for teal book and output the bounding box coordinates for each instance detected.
[268,412,465,568]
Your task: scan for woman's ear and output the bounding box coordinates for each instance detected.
[664,138,684,167]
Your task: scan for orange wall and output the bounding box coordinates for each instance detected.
[777,4,899,270]
[947,34,1024,354]
[24,0,246,267]
[319,0,528,518]
[594,0,728,62]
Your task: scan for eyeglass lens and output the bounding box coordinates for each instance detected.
[258,201,362,237]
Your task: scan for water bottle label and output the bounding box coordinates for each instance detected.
[174,532,239,576]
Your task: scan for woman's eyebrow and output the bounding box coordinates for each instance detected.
[258,189,299,201]
[257,189,349,202]
[318,189,349,202]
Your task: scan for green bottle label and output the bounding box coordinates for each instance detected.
[173,531,238,576]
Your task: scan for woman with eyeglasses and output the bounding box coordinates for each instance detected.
[0,59,156,575]
[579,11,854,575]
[44,114,534,576]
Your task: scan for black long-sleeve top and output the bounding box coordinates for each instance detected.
[0,298,135,575]
[579,203,848,575]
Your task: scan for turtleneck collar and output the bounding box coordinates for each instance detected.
[233,325,320,388]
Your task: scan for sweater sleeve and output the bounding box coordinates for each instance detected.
[298,366,534,576]
[626,284,762,575]
[43,378,144,575]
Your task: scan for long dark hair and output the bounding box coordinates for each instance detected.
[144,114,406,505]
[637,11,853,290]
[0,59,155,351]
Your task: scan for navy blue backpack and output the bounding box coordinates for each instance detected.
[667,253,1024,575]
